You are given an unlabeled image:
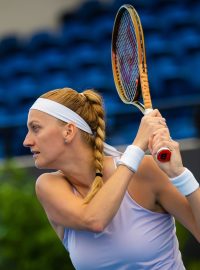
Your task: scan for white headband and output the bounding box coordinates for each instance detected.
[30,98,122,157]
[30,98,93,134]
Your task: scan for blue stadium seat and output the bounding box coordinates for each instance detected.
[162,74,191,96]
[65,43,100,71]
[178,29,200,55]
[76,0,109,22]
[95,42,112,71]
[0,35,24,57]
[12,124,30,156]
[27,30,60,53]
[38,71,73,92]
[74,66,109,91]
[91,15,113,43]
[185,52,200,92]
[157,4,191,31]
[1,53,33,80]
[192,2,200,29]
[145,34,172,60]
[107,112,140,146]
[32,48,68,75]
[103,93,126,115]
[167,112,198,139]
[4,75,38,113]
[60,21,93,47]
[0,97,8,117]
[148,56,181,98]
[6,75,38,96]
[140,12,162,34]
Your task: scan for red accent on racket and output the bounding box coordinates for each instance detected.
[157,148,171,162]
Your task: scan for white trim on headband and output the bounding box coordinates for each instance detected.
[30,98,122,157]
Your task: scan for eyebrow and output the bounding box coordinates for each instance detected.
[27,120,40,128]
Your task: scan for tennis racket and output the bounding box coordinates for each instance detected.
[111,4,171,162]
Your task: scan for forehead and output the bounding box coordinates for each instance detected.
[27,109,60,125]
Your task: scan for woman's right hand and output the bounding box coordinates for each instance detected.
[133,109,167,152]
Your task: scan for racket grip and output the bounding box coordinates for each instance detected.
[144,108,153,115]
[157,147,171,162]
[144,109,171,162]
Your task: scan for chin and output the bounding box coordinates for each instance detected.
[34,160,55,170]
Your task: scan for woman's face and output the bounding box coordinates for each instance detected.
[23,109,67,169]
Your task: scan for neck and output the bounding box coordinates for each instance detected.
[58,143,96,189]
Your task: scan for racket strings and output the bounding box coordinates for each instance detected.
[115,11,139,102]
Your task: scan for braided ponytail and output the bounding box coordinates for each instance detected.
[82,90,106,204]
[40,87,106,203]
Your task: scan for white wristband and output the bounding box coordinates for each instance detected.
[170,168,199,196]
[117,145,145,173]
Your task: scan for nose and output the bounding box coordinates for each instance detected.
[23,132,34,148]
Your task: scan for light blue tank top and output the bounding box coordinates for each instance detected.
[62,191,185,270]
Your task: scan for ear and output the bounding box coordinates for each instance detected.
[63,122,77,143]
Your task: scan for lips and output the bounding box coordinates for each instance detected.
[31,150,40,157]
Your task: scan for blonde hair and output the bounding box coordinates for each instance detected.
[40,87,105,203]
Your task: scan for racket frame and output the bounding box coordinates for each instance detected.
[111,4,153,115]
[111,4,171,162]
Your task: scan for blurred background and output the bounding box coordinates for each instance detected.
[0,0,199,269]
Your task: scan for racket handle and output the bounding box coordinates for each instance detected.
[144,108,153,115]
[157,147,171,162]
[144,109,171,162]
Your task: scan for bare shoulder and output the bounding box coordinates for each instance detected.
[36,171,67,185]
[35,171,73,203]
[35,172,72,240]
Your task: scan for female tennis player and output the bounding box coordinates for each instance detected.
[23,87,200,270]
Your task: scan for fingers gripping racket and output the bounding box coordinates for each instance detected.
[111,4,171,162]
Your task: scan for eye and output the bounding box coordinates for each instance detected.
[31,125,40,132]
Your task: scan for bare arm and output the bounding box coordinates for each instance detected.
[36,165,133,232]
[158,172,200,242]
[149,127,200,242]
[137,155,200,242]
[186,188,200,238]
[36,109,166,232]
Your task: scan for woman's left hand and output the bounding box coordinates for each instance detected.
[148,127,185,178]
